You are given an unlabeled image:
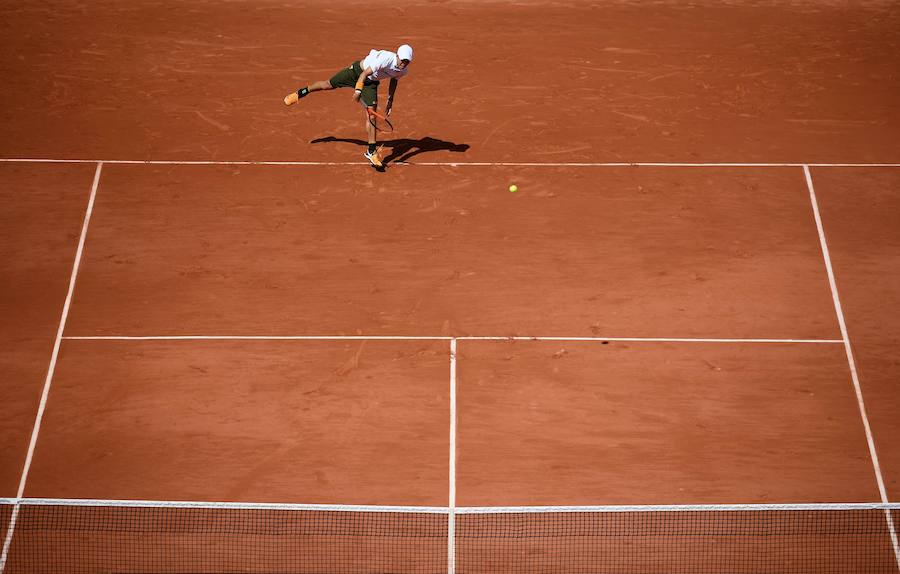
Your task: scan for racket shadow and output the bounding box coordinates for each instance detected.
[310,136,470,166]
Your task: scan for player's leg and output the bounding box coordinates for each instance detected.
[284,62,360,106]
[284,80,333,105]
[361,89,383,167]
[364,108,378,145]
[363,108,382,167]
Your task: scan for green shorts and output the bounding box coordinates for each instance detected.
[329,61,379,107]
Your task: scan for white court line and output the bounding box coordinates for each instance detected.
[1,158,899,167]
[64,335,454,341]
[448,339,458,574]
[0,162,104,573]
[62,335,844,344]
[458,336,841,343]
[803,165,900,569]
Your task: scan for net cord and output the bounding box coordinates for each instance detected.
[2,498,897,514]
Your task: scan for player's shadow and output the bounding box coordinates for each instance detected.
[310,136,470,166]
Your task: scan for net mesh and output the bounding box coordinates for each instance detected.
[456,509,900,574]
[0,503,11,556]
[1,500,898,574]
[1,503,447,574]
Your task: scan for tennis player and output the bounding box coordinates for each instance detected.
[284,45,414,168]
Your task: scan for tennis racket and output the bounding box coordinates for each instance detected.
[366,107,394,133]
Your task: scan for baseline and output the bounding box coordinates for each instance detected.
[2,158,900,167]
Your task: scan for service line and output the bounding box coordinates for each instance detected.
[62,335,844,343]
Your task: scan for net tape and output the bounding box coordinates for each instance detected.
[1,498,898,573]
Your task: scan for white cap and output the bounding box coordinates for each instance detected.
[397,44,413,62]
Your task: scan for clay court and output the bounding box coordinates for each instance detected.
[1,0,899,572]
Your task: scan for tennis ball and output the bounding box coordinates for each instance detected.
[509,184,518,193]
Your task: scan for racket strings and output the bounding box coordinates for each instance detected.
[368,110,394,132]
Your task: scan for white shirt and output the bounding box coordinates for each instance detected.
[362,50,409,82]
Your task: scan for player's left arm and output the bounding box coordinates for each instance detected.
[385,78,399,116]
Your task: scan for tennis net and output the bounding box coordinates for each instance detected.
[1,498,898,573]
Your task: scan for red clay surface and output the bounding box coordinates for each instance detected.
[811,168,900,500]
[24,340,449,505]
[2,1,899,571]
[0,1,898,164]
[0,163,96,497]
[65,164,839,339]
[456,340,879,506]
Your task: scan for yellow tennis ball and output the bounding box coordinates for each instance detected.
[509,184,518,193]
